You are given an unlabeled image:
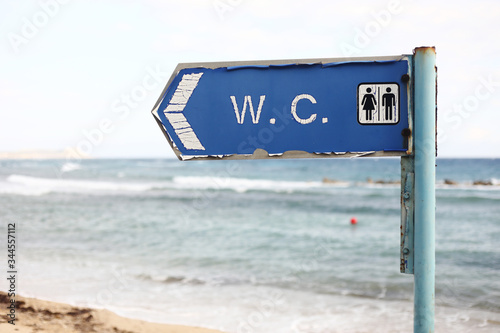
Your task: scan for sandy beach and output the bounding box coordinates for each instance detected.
[0,292,224,333]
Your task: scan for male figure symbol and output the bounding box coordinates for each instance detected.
[382,87,396,121]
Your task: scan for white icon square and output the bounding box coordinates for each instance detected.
[358,83,400,125]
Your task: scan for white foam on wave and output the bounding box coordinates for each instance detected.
[1,174,335,196]
[18,258,500,333]
[2,174,155,196]
[60,162,81,173]
[5,174,462,197]
[0,178,51,196]
[172,176,325,193]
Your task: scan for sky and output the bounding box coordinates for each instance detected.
[1,0,499,158]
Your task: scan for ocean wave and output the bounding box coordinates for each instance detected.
[60,162,81,173]
[2,174,155,196]
[436,192,500,202]
[138,274,206,285]
[3,174,499,198]
[1,174,337,196]
[171,176,328,193]
[137,273,249,287]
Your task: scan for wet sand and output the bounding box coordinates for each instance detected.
[0,292,224,333]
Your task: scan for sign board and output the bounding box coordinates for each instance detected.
[151,48,437,333]
[152,56,411,160]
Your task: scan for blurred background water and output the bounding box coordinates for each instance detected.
[1,158,499,332]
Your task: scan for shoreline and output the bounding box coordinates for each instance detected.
[0,292,224,333]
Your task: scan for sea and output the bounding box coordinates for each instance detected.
[1,158,499,332]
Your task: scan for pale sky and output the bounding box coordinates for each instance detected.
[1,0,499,158]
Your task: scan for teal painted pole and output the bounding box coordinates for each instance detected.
[413,47,436,333]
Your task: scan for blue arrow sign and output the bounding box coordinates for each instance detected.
[152,57,411,160]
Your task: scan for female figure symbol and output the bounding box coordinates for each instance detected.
[361,87,377,121]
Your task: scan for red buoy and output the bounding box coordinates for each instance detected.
[350,217,358,225]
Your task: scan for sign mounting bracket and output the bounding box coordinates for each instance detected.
[401,155,415,274]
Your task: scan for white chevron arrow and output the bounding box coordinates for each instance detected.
[161,73,205,150]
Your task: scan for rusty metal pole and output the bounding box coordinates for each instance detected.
[413,46,437,333]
